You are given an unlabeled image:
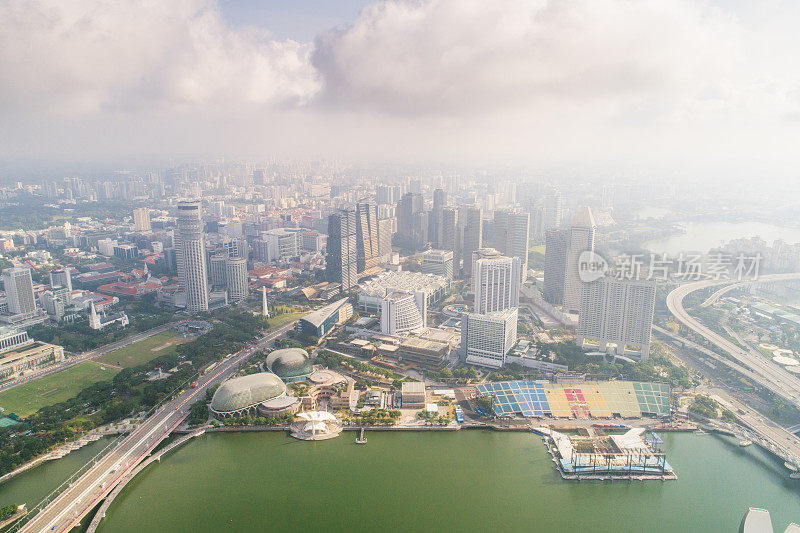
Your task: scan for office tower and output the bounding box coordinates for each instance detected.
[439,207,458,269]
[2,267,37,319]
[409,178,422,194]
[543,191,563,230]
[380,290,426,335]
[473,255,520,314]
[253,169,266,186]
[356,203,380,272]
[49,269,73,301]
[563,206,596,313]
[225,256,248,304]
[578,278,656,360]
[461,307,518,369]
[377,218,393,258]
[542,228,569,305]
[494,210,531,282]
[460,206,483,279]
[326,209,358,291]
[397,192,423,241]
[430,188,447,243]
[132,207,151,232]
[376,185,397,205]
[176,200,209,312]
[256,229,299,262]
[412,211,429,249]
[421,249,454,280]
[209,254,228,287]
[470,247,502,284]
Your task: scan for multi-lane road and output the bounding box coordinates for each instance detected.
[0,321,181,394]
[18,320,297,533]
[666,273,800,406]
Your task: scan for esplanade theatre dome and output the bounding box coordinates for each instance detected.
[210,372,286,417]
[266,348,313,381]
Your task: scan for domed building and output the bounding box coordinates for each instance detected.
[266,348,313,382]
[210,373,286,418]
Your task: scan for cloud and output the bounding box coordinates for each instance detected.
[312,0,739,116]
[0,0,320,116]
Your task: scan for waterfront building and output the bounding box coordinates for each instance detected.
[326,209,358,291]
[176,200,209,312]
[133,207,151,232]
[290,411,342,441]
[401,381,426,408]
[542,228,569,305]
[225,256,249,304]
[266,348,313,382]
[578,277,656,360]
[209,373,287,418]
[461,308,518,369]
[473,255,520,314]
[380,290,426,335]
[2,267,37,319]
[295,297,353,339]
[421,249,453,280]
[494,210,531,282]
[563,206,596,314]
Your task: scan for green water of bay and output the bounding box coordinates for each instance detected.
[81,431,800,533]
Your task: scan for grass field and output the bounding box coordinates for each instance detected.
[94,330,188,368]
[0,362,120,418]
[267,312,305,330]
[529,244,546,254]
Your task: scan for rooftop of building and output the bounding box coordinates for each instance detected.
[358,271,447,298]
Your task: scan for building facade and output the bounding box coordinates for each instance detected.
[421,249,454,280]
[563,206,596,314]
[543,228,569,306]
[176,200,210,312]
[473,255,520,314]
[461,308,518,369]
[2,267,37,319]
[225,256,249,304]
[326,209,358,292]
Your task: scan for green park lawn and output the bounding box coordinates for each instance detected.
[0,362,120,418]
[266,311,305,330]
[529,244,546,254]
[94,330,187,368]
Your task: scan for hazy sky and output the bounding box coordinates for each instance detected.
[1,0,799,182]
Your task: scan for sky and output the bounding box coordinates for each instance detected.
[1,0,799,183]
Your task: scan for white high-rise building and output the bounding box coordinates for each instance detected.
[176,200,209,312]
[461,308,518,369]
[380,290,427,335]
[2,267,37,319]
[473,255,520,314]
[225,256,249,304]
[563,206,596,314]
[543,191,563,230]
[133,207,151,232]
[421,249,453,280]
[494,210,531,282]
[577,277,656,360]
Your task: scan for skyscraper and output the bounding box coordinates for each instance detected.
[176,200,209,312]
[397,192,424,246]
[225,256,249,304]
[439,207,458,270]
[49,268,73,302]
[132,207,151,232]
[578,277,656,360]
[461,307,518,369]
[542,228,569,305]
[494,210,531,282]
[2,267,37,319]
[473,255,520,314]
[563,206,596,314]
[356,203,379,272]
[326,209,358,291]
[543,191,563,230]
[460,206,483,279]
[377,217,393,259]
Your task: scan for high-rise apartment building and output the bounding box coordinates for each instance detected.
[578,277,656,360]
[2,267,37,319]
[494,210,531,282]
[563,206,596,314]
[460,206,483,279]
[326,209,358,291]
[225,256,249,304]
[132,207,151,232]
[356,203,380,272]
[473,255,520,314]
[176,200,209,312]
[542,228,569,305]
[461,307,518,369]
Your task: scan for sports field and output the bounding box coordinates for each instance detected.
[0,362,119,418]
[95,330,188,368]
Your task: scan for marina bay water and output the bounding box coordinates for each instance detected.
[643,221,800,256]
[70,431,800,533]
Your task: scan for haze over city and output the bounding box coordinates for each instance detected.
[2,1,800,532]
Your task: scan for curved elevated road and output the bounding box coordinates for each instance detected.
[666,273,800,406]
[18,320,297,533]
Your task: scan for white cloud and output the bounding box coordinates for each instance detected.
[0,0,320,116]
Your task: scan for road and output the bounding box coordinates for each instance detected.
[18,320,297,533]
[0,321,181,394]
[666,273,800,406]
